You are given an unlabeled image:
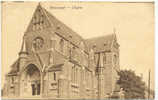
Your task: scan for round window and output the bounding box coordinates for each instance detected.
[32,37,44,51]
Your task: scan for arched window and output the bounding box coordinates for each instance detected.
[49,52,54,64]
[76,68,78,84]
[54,72,56,81]
[113,55,117,64]
[78,69,80,85]
[80,41,85,50]
[74,67,76,84]
[51,37,56,49]
[32,37,44,51]
[103,53,106,64]
[89,49,94,60]
[59,39,64,53]
[11,77,14,84]
[72,46,77,60]
[72,65,75,83]
[71,66,74,82]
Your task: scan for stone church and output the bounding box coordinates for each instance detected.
[3,3,121,99]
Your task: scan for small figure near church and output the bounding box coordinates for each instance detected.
[119,88,125,99]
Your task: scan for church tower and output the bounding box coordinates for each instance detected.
[18,36,28,71]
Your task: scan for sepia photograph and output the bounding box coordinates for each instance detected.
[1,1,155,99]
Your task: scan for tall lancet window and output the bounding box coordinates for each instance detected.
[76,68,78,84]
[39,15,44,29]
[103,53,106,64]
[100,53,104,67]
[32,8,45,30]
[89,49,94,61]
[49,52,54,64]
[11,77,14,84]
[113,55,117,64]
[72,46,77,60]
[54,72,56,81]
[59,39,64,53]
[72,65,75,83]
[51,37,56,49]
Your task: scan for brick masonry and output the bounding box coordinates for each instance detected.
[3,4,120,99]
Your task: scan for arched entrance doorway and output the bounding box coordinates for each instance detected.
[20,64,41,97]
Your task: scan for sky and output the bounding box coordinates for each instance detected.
[2,2,155,90]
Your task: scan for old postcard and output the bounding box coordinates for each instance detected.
[1,1,155,99]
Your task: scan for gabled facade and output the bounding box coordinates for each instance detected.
[4,4,120,99]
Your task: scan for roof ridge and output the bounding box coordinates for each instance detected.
[43,7,85,41]
[85,33,115,41]
[42,6,90,52]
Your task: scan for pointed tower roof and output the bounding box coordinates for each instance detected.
[97,53,104,68]
[20,36,27,53]
[113,27,117,40]
[8,59,20,75]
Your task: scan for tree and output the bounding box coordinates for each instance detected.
[117,69,146,99]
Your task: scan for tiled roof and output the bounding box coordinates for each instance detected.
[85,34,115,52]
[8,59,19,75]
[42,7,115,53]
[26,4,116,53]
[42,8,89,52]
